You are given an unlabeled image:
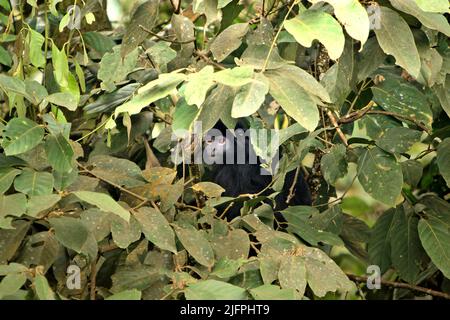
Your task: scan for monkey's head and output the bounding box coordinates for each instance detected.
[203,120,257,166]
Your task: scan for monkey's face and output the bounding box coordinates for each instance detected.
[203,128,235,165]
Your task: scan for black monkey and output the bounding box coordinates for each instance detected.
[204,120,312,220]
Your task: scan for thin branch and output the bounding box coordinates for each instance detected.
[139,25,195,44]
[346,274,450,300]
[77,160,148,202]
[286,165,301,204]
[338,102,430,134]
[327,110,348,146]
[90,257,98,300]
[194,51,226,70]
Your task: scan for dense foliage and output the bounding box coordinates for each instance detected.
[0,0,449,300]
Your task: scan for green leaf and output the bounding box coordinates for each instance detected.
[390,205,427,283]
[0,75,28,98]
[25,80,48,105]
[114,72,186,117]
[2,118,44,156]
[48,216,98,258]
[174,224,215,267]
[401,160,423,187]
[0,273,27,299]
[418,217,450,279]
[320,39,356,106]
[172,98,198,133]
[120,0,159,58]
[88,155,146,188]
[368,209,395,273]
[184,66,215,106]
[374,6,421,78]
[239,44,287,70]
[413,0,449,13]
[211,258,244,278]
[185,280,247,300]
[46,92,78,111]
[376,127,422,154]
[195,84,237,132]
[309,0,370,46]
[14,170,54,196]
[390,0,450,37]
[99,46,139,92]
[0,221,30,263]
[0,46,12,67]
[357,147,403,206]
[52,42,69,88]
[284,10,345,60]
[303,247,354,297]
[146,42,177,70]
[321,144,348,186]
[133,207,177,253]
[210,23,249,62]
[0,263,28,276]
[214,66,254,87]
[26,194,61,217]
[192,182,225,198]
[282,207,344,247]
[0,168,21,194]
[278,255,307,297]
[28,29,46,68]
[278,65,331,103]
[110,215,141,249]
[73,191,130,222]
[266,68,319,132]
[0,193,27,218]
[34,274,55,300]
[358,113,401,140]
[45,134,74,173]
[437,138,450,187]
[372,75,433,128]
[18,232,60,273]
[250,284,297,300]
[231,73,269,118]
[106,289,142,300]
[418,197,450,279]
[84,31,115,56]
[84,83,140,115]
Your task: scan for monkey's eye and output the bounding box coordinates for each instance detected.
[205,137,213,144]
[216,135,226,144]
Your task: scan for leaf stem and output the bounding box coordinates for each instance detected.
[261,0,298,73]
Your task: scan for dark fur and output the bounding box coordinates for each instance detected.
[208,121,312,220]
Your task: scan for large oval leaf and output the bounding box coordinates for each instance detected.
[133,207,177,253]
[73,191,130,222]
[2,118,44,156]
[14,170,54,196]
[284,10,345,60]
[266,68,319,132]
[174,224,215,267]
[357,147,403,206]
[185,280,247,300]
[309,0,370,46]
[374,6,421,78]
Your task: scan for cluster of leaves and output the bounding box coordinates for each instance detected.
[0,0,449,300]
